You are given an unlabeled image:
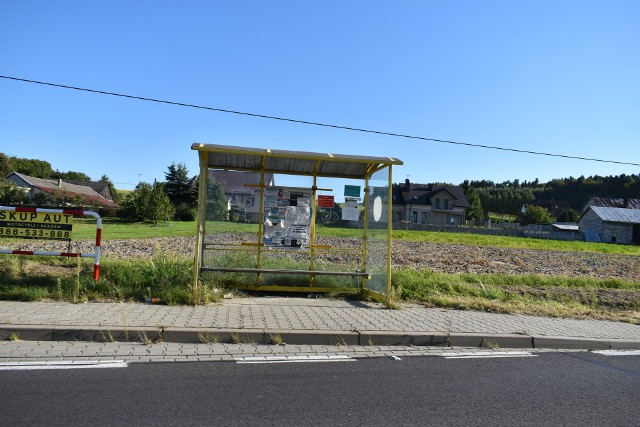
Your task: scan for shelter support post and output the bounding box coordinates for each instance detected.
[193,152,209,289]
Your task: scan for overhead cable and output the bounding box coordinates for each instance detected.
[1,74,638,167]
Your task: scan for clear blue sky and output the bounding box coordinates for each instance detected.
[1,1,639,191]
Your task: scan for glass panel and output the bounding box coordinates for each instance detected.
[364,170,391,296]
[201,170,376,291]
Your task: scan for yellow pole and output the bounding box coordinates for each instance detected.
[386,165,393,297]
[192,152,209,289]
[255,156,267,287]
[310,174,318,287]
[362,176,369,292]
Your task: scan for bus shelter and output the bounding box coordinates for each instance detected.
[192,143,402,301]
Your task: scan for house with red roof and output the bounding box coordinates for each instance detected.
[4,172,119,209]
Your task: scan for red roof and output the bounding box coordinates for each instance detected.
[34,186,119,209]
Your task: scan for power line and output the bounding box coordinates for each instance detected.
[1,74,638,167]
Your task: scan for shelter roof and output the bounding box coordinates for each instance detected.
[192,143,402,179]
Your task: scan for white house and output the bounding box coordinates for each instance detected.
[209,170,275,222]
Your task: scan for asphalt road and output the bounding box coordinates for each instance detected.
[1,352,639,426]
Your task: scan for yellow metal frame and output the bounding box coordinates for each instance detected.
[192,144,401,302]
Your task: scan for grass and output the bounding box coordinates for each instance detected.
[268,333,284,345]
[1,220,639,323]
[71,219,255,240]
[0,252,638,323]
[67,219,640,256]
[393,268,640,324]
[230,332,241,344]
[0,251,223,305]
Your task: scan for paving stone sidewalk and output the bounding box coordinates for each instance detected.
[1,298,639,350]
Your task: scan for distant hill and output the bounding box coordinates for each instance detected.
[463,174,640,216]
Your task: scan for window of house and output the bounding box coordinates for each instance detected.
[412,211,417,223]
[435,198,441,209]
[444,199,449,210]
[421,212,427,224]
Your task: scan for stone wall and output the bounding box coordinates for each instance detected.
[602,222,634,244]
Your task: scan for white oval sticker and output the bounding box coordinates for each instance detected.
[373,196,382,222]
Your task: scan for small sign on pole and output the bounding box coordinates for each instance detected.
[317,195,334,208]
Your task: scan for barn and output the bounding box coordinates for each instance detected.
[578,206,640,244]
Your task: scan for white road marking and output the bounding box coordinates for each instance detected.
[235,355,355,364]
[0,360,128,371]
[592,350,640,356]
[440,351,537,359]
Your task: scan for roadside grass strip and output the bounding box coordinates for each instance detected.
[0,360,128,370]
[592,350,640,357]
[235,355,355,364]
[439,351,537,359]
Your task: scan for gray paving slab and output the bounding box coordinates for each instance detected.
[0,298,639,350]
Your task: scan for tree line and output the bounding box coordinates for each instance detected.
[463,174,640,218]
[3,153,639,224]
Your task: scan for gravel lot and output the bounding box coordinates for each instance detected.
[6,233,640,282]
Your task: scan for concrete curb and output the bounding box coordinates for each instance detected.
[2,325,639,350]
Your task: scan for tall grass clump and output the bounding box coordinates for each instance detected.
[392,267,640,323]
[99,249,222,304]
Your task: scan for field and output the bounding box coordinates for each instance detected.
[1,219,639,323]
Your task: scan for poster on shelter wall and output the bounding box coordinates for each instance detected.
[342,199,360,221]
[263,188,279,209]
[262,187,312,248]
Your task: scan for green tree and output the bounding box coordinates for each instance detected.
[0,153,13,177]
[164,163,198,208]
[205,178,228,221]
[122,181,175,223]
[464,187,484,227]
[52,170,92,181]
[520,205,553,225]
[556,209,579,222]
[0,178,27,205]
[10,157,54,178]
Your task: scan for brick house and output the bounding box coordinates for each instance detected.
[578,206,640,244]
[392,180,470,226]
